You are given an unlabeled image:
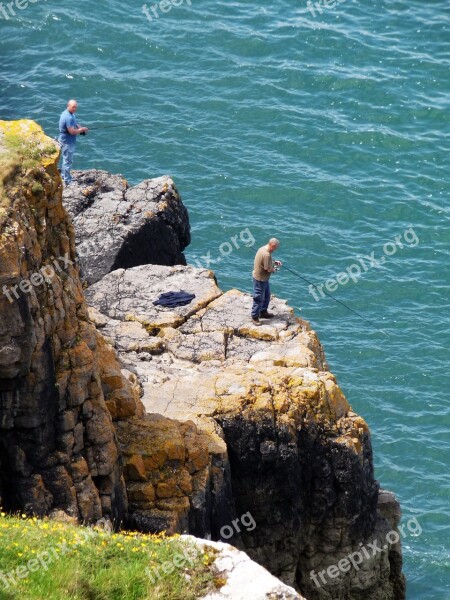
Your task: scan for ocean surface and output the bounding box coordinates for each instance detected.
[1,0,449,597]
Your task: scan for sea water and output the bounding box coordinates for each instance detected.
[1,1,449,597]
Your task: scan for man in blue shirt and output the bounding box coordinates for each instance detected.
[58,99,88,185]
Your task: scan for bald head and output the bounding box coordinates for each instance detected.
[268,238,280,252]
[67,99,78,113]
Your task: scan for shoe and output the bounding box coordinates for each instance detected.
[251,317,261,326]
[259,311,274,319]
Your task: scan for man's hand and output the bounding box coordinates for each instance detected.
[272,260,282,272]
[79,127,88,136]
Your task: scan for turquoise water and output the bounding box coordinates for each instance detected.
[1,0,449,597]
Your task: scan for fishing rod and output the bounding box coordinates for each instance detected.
[82,121,142,132]
[280,263,389,337]
[78,121,142,135]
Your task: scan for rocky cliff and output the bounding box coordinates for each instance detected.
[85,266,405,600]
[0,120,405,600]
[63,169,190,285]
[0,120,144,524]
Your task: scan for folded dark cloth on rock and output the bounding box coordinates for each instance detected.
[153,290,196,308]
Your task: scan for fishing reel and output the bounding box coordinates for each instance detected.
[273,261,282,272]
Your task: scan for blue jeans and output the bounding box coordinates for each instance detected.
[60,142,75,183]
[252,277,270,318]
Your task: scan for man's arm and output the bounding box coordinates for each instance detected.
[262,254,276,273]
[65,114,88,135]
[67,125,88,135]
[262,256,282,274]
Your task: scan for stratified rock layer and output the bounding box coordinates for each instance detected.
[62,169,190,285]
[86,264,406,600]
[0,121,140,524]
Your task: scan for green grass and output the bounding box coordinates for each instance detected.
[0,127,59,221]
[0,513,215,600]
[0,129,57,200]
[2,134,57,170]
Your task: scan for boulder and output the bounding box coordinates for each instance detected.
[62,170,190,285]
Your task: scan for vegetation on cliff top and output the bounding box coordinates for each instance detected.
[0,513,215,600]
[0,120,57,166]
[0,120,59,218]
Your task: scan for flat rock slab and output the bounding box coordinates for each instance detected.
[85,264,221,331]
[63,170,190,285]
[86,264,334,425]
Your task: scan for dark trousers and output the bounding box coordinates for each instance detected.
[252,277,270,318]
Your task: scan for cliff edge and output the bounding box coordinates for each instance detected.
[0,121,405,600]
